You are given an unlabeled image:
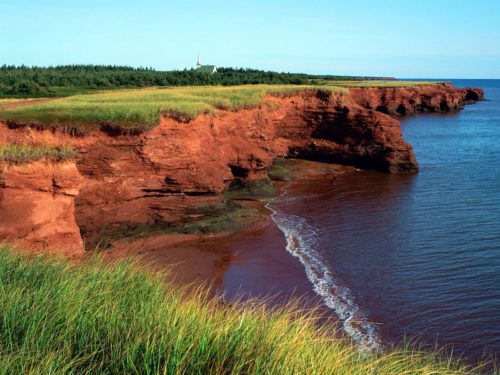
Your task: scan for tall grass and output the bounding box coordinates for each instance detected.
[0,85,345,131]
[0,244,481,374]
[0,144,78,163]
[313,80,443,88]
[0,82,439,131]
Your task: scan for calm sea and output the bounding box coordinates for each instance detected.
[268,80,500,360]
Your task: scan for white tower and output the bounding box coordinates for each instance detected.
[197,54,202,68]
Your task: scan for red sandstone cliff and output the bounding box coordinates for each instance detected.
[0,85,484,254]
[0,161,84,253]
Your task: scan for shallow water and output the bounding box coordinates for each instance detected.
[267,80,500,360]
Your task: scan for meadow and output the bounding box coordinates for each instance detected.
[0,65,394,98]
[0,85,346,131]
[313,80,442,87]
[0,81,437,133]
[0,244,483,374]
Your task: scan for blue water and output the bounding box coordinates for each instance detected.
[270,80,500,361]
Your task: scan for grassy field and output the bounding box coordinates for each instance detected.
[0,244,484,374]
[314,80,443,88]
[0,81,438,132]
[0,144,78,163]
[0,98,44,106]
[0,85,346,131]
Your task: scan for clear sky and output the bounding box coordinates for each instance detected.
[1,0,499,78]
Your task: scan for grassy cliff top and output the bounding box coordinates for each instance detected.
[0,144,78,163]
[317,80,442,87]
[0,245,480,374]
[0,82,440,132]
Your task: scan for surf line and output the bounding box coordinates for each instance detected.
[265,184,381,352]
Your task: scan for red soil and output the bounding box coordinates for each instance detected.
[0,85,484,254]
[0,98,54,110]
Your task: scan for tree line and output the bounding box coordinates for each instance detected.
[0,65,380,98]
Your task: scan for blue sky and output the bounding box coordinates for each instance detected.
[1,0,499,78]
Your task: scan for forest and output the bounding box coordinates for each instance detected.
[0,65,389,98]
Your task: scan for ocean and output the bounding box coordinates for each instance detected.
[263,80,500,360]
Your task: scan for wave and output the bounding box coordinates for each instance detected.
[266,189,381,352]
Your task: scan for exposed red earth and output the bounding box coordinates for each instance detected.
[0,84,484,254]
[0,98,54,110]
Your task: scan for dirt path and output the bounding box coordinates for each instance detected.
[0,98,54,110]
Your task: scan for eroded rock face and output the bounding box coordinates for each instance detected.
[0,85,484,253]
[0,161,84,254]
[349,83,484,115]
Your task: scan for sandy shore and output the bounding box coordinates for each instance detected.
[102,199,272,287]
[105,199,325,311]
[104,161,355,308]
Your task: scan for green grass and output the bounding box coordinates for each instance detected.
[312,80,444,88]
[0,87,95,100]
[0,81,441,133]
[0,244,485,374]
[0,144,78,163]
[0,85,344,131]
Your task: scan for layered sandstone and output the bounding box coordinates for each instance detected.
[0,161,84,254]
[0,85,484,253]
[349,83,483,115]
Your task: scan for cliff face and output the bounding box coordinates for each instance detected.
[349,83,483,116]
[0,85,484,253]
[0,161,84,254]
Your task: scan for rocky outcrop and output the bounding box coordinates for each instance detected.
[349,83,484,116]
[0,161,84,254]
[0,84,483,253]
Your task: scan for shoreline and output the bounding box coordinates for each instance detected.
[120,159,390,352]
[112,160,384,351]
[101,160,358,342]
[0,82,490,366]
[0,83,484,255]
[102,161,353,296]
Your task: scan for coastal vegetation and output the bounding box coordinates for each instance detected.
[0,245,480,374]
[0,85,349,132]
[267,157,295,181]
[227,179,277,200]
[0,65,385,98]
[0,78,439,133]
[89,202,260,249]
[0,65,443,134]
[0,144,78,163]
[317,80,441,87]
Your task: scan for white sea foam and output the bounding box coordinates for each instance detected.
[266,191,381,352]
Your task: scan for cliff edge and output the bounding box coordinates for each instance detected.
[0,84,484,253]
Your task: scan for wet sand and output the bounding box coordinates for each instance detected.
[103,232,228,286]
[109,161,355,310]
[194,213,320,304]
[110,199,329,314]
[108,200,317,304]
